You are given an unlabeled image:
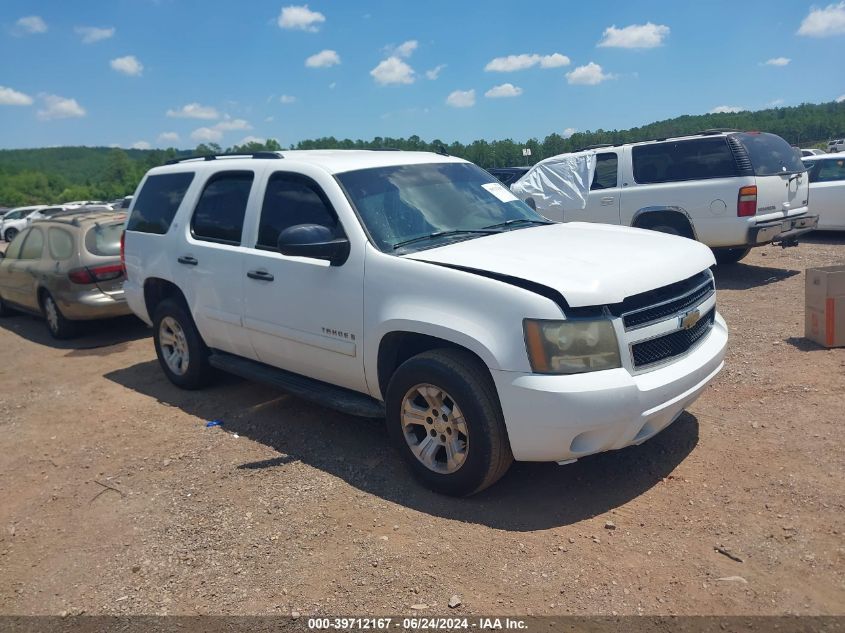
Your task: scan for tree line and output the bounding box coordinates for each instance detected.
[1,100,843,207]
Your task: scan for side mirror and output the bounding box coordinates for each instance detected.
[277,224,350,266]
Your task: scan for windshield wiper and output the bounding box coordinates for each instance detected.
[393,229,500,250]
[482,218,553,230]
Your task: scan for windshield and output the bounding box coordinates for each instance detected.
[734,132,806,176]
[337,162,546,252]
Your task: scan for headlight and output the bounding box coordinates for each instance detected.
[523,318,622,374]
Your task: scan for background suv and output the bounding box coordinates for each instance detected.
[512,131,817,264]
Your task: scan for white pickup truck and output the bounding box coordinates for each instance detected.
[123,150,727,495]
[512,130,818,264]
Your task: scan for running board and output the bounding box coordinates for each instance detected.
[208,351,385,418]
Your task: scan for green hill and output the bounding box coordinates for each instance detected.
[1,101,843,207]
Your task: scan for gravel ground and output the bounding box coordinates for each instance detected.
[0,235,843,617]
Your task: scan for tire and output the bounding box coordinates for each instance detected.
[650,224,682,236]
[0,294,14,317]
[385,349,513,496]
[714,247,751,265]
[4,228,18,243]
[41,292,77,339]
[152,298,212,390]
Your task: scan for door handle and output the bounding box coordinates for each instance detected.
[177,255,198,266]
[600,196,615,205]
[247,270,274,282]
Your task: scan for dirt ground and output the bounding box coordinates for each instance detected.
[0,235,843,618]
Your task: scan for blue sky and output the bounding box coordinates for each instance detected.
[1,0,843,150]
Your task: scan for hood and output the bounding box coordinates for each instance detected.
[405,223,716,307]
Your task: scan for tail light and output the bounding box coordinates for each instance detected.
[738,185,757,217]
[68,264,124,285]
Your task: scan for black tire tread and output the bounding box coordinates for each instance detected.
[152,298,213,390]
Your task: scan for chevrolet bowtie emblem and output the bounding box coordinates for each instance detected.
[679,309,701,330]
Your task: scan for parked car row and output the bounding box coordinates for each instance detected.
[0,197,133,242]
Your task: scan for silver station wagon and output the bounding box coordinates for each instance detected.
[0,209,132,338]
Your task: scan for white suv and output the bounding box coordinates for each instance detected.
[123,150,727,495]
[513,131,817,264]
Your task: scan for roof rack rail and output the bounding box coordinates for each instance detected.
[698,128,741,135]
[580,143,616,151]
[165,151,283,165]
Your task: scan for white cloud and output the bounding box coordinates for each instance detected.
[425,64,446,80]
[0,85,33,106]
[484,83,523,98]
[75,26,115,43]
[167,103,220,120]
[328,82,336,89]
[767,98,785,107]
[709,105,744,114]
[279,94,297,104]
[566,62,614,85]
[305,49,340,68]
[237,135,266,146]
[598,22,670,48]
[763,57,791,66]
[37,95,86,121]
[157,132,180,144]
[386,39,418,58]
[265,116,275,122]
[131,141,151,150]
[278,5,325,32]
[190,127,223,143]
[214,117,252,131]
[836,94,845,103]
[370,56,415,85]
[110,55,144,76]
[446,89,475,108]
[16,15,47,35]
[563,127,576,138]
[798,2,845,37]
[485,53,570,72]
[539,53,571,68]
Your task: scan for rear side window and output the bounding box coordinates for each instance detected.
[191,171,254,245]
[19,227,44,260]
[591,153,619,190]
[3,230,27,259]
[48,227,75,260]
[633,137,738,184]
[733,132,805,176]
[127,172,194,234]
[257,173,338,249]
[810,158,845,183]
[85,223,124,256]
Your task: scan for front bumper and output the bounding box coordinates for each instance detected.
[492,312,727,462]
[749,214,818,246]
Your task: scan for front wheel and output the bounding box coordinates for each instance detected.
[714,247,751,265]
[152,298,212,389]
[4,228,18,243]
[385,349,513,496]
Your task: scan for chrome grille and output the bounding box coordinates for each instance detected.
[621,272,715,330]
[631,308,715,369]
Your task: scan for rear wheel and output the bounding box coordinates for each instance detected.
[385,349,513,496]
[4,228,18,243]
[152,298,212,389]
[41,292,77,339]
[714,247,751,265]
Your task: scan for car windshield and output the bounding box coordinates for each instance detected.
[84,222,123,256]
[337,162,547,252]
[734,132,806,176]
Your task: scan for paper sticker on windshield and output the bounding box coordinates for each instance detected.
[482,182,518,203]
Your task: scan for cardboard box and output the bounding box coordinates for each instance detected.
[805,265,845,348]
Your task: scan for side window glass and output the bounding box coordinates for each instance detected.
[127,172,195,235]
[816,159,845,182]
[3,229,27,259]
[19,228,44,260]
[191,171,254,245]
[633,138,737,183]
[48,228,75,260]
[257,173,339,250]
[591,153,619,190]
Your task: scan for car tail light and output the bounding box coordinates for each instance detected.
[738,185,757,217]
[68,264,124,284]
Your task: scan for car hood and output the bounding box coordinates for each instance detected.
[405,222,716,307]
